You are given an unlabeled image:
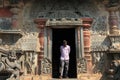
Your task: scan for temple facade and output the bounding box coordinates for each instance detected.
[0,0,120,80]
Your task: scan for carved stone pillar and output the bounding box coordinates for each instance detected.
[34,18,47,74]
[82,18,93,73]
[10,6,20,29]
[107,6,119,35]
[10,0,24,29]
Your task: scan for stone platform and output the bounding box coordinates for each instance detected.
[20,73,102,80]
[52,78,77,80]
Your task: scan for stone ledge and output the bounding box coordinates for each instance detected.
[20,73,102,80]
[78,73,102,80]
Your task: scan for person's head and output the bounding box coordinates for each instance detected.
[63,40,67,47]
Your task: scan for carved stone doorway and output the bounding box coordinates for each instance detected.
[34,18,93,80]
[52,28,77,78]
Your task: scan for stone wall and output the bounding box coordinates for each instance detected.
[0,0,120,80]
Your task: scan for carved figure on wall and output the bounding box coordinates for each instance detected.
[92,52,105,73]
[109,36,120,51]
[24,52,36,74]
[41,58,52,74]
[106,60,120,80]
[0,49,21,80]
[77,58,87,73]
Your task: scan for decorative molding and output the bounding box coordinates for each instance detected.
[46,18,82,26]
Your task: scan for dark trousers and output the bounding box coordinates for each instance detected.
[60,60,69,77]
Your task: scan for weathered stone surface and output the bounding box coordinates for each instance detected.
[0,0,120,80]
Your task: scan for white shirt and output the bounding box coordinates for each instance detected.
[60,45,70,60]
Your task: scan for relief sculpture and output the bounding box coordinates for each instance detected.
[0,49,22,80]
[77,58,87,73]
[41,58,52,74]
[0,0,120,80]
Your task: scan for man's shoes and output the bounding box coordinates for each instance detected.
[59,76,62,79]
[65,76,69,78]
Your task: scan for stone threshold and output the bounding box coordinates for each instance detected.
[52,78,77,80]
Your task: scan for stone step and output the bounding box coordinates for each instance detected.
[52,78,77,80]
[78,74,102,80]
[20,74,102,80]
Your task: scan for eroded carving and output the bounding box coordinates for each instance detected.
[41,58,52,74]
[92,52,106,73]
[0,49,21,80]
[77,58,87,73]
[106,60,120,80]
[108,35,120,51]
[0,18,12,30]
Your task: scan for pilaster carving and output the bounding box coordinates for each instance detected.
[106,3,119,35]
[10,0,24,29]
[82,18,93,73]
[107,4,120,51]
[34,19,47,57]
[34,19,47,75]
[82,18,92,53]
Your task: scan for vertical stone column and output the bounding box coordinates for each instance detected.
[82,18,93,73]
[10,0,24,29]
[105,2,120,79]
[34,19,47,74]
[10,6,20,29]
[107,6,119,35]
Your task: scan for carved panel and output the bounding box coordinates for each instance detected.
[91,34,110,48]
[22,0,108,35]
[106,58,120,80]
[29,0,104,19]
[0,18,12,30]
[92,52,106,73]
[0,49,22,80]
[41,58,52,74]
[91,35,109,73]
[108,35,120,52]
[77,58,87,73]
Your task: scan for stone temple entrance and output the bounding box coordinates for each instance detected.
[34,18,93,80]
[52,28,77,78]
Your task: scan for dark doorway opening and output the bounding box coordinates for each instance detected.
[52,28,77,78]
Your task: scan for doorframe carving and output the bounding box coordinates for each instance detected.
[34,18,93,76]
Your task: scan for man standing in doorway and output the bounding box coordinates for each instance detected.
[59,40,71,79]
